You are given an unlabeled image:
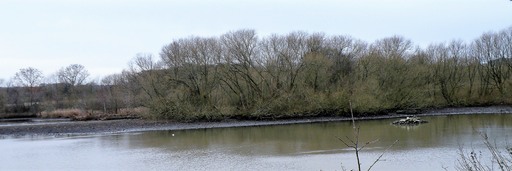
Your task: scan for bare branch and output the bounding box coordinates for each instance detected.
[367,140,399,171]
[337,136,355,148]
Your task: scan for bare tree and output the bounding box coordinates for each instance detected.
[13,67,43,88]
[259,34,288,96]
[219,29,263,110]
[371,35,413,60]
[279,31,309,92]
[368,36,418,108]
[464,47,480,99]
[161,37,222,108]
[5,79,23,113]
[118,70,141,109]
[53,64,90,109]
[40,74,64,111]
[0,79,5,113]
[324,35,368,92]
[57,64,90,86]
[473,31,511,97]
[427,41,467,104]
[128,53,164,100]
[13,67,44,113]
[100,74,122,114]
[127,53,174,118]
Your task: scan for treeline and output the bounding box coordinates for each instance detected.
[0,65,143,119]
[1,27,512,121]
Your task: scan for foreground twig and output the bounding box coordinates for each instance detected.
[367,140,399,171]
[337,100,398,171]
[456,132,512,171]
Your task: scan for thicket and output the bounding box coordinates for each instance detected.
[1,27,512,121]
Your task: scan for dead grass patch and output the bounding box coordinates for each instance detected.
[39,107,147,121]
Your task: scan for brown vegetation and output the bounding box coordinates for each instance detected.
[38,107,146,121]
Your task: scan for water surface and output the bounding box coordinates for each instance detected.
[1,114,511,170]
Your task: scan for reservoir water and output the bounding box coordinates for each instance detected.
[1,114,511,170]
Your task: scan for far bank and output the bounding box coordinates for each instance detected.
[1,106,512,137]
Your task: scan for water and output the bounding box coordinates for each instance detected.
[0,114,511,171]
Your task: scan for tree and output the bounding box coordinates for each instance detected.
[0,79,5,113]
[127,53,172,118]
[473,31,511,97]
[324,35,363,86]
[100,74,122,114]
[118,70,142,109]
[219,29,263,111]
[160,37,222,108]
[427,41,467,104]
[87,27,512,121]
[13,67,43,88]
[277,31,309,92]
[40,74,65,111]
[367,36,418,108]
[371,35,413,60]
[464,47,480,99]
[13,67,44,113]
[57,64,89,86]
[5,79,24,113]
[54,64,90,109]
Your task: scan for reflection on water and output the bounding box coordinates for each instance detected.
[0,114,511,171]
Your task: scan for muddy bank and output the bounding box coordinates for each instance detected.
[1,106,512,137]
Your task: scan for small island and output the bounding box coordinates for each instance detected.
[392,116,428,125]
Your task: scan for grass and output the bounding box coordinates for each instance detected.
[39,107,147,121]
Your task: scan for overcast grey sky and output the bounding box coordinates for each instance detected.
[0,0,511,83]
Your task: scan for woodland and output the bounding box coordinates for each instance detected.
[1,26,511,121]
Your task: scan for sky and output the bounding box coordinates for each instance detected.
[0,0,511,84]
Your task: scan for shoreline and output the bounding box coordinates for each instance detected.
[1,106,512,138]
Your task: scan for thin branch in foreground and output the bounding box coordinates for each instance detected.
[456,132,512,171]
[367,140,399,171]
[337,136,354,148]
[359,139,380,151]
